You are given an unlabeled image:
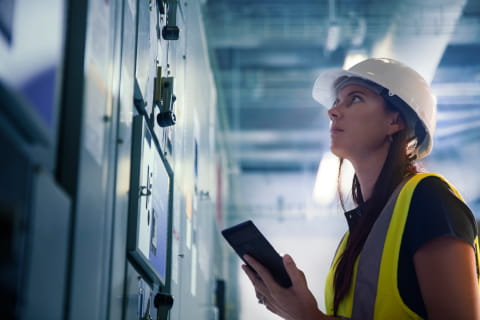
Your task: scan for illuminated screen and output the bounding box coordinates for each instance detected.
[149,149,171,281]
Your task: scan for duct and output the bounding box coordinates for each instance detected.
[325,0,339,53]
[372,0,467,83]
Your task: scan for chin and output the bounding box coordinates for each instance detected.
[330,145,347,159]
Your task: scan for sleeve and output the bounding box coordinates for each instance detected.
[405,175,477,255]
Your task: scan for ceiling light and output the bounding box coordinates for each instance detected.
[343,50,368,69]
[325,23,341,52]
[312,152,338,205]
[312,153,355,207]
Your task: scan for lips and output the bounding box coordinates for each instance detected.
[330,126,344,134]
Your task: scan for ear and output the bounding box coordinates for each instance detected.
[387,112,405,135]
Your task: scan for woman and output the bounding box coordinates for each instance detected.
[242,58,480,319]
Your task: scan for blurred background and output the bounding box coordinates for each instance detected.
[0,0,479,319]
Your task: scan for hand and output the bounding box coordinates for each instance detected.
[242,254,325,320]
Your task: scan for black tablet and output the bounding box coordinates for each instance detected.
[221,220,292,288]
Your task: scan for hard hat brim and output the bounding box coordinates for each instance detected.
[312,69,369,108]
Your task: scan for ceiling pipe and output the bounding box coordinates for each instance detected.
[325,0,340,53]
[372,0,467,83]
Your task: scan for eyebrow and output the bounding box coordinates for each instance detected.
[346,90,368,96]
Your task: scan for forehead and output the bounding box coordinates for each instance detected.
[336,84,379,97]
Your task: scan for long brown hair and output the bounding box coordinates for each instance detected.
[332,104,418,314]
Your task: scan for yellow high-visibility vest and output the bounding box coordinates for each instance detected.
[324,173,480,319]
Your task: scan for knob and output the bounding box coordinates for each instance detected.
[154,292,174,310]
[157,111,176,127]
[162,26,179,40]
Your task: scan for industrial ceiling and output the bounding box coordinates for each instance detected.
[203,0,480,173]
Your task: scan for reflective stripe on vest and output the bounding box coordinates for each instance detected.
[324,173,480,319]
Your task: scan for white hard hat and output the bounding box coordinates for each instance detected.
[312,58,437,159]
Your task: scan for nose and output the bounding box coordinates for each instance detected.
[328,105,339,121]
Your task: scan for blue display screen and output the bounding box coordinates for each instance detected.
[19,66,57,130]
[149,150,171,281]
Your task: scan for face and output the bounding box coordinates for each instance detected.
[328,84,403,162]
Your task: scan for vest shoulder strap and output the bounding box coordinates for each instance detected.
[351,176,410,319]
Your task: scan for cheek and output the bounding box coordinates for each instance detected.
[357,112,390,131]
[350,115,390,144]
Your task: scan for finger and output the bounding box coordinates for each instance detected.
[242,264,263,286]
[242,264,269,296]
[283,254,305,285]
[244,255,280,291]
[244,264,262,281]
[242,266,272,306]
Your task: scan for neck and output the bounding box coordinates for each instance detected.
[349,147,389,201]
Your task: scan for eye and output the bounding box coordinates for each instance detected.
[351,95,362,103]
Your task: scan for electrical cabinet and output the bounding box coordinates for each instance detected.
[0,1,229,319]
[0,1,70,319]
[128,115,173,287]
[0,83,71,320]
